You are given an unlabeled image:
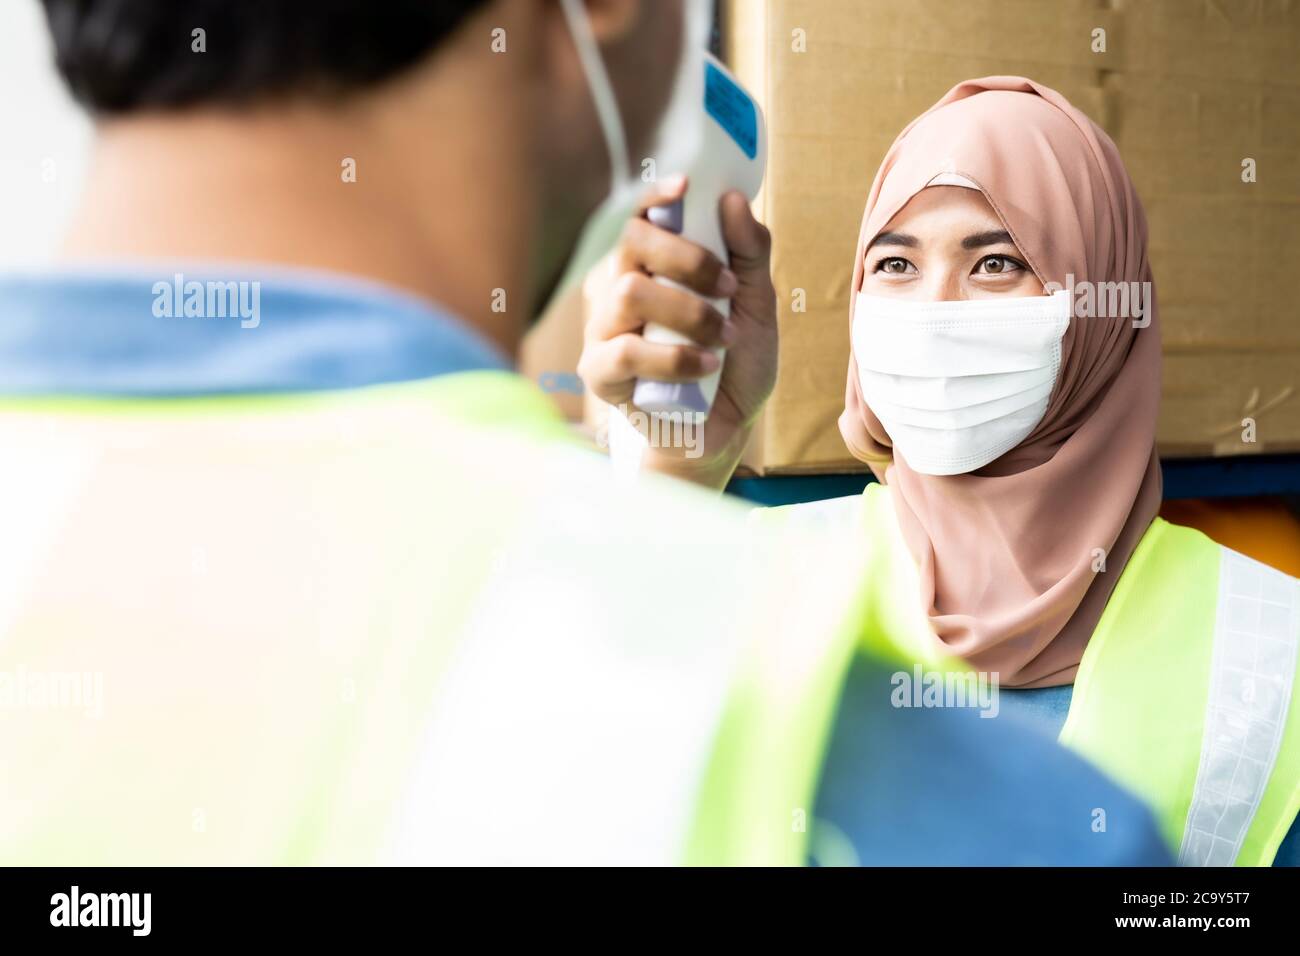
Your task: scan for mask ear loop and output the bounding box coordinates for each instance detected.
[559,0,631,191]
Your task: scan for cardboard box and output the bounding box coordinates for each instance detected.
[722,0,1300,473]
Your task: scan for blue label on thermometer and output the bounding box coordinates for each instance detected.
[704,61,757,159]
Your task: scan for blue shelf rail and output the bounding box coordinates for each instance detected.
[726,453,1300,507]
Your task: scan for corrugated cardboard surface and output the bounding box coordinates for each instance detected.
[726,0,1300,474]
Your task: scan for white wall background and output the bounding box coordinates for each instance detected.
[0,0,93,267]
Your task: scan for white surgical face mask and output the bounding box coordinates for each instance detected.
[852,289,1072,475]
[550,0,712,302]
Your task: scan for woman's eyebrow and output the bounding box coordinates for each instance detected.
[961,229,1014,249]
[869,231,918,248]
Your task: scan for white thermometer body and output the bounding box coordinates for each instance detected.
[633,52,767,419]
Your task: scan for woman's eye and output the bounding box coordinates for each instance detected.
[875,257,915,275]
[974,255,1025,275]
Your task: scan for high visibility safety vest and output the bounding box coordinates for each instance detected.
[778,484,1300,866]
[0,372,943,866]
[1063,517,1300,866]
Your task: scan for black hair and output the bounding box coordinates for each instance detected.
[40,0,491,114]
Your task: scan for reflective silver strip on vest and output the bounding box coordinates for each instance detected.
[1179,548,1300,866]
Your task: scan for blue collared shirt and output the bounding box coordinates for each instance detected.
[0,263,508,396]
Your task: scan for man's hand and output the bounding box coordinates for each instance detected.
[578,176,777,489]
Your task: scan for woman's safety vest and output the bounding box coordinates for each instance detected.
[1062,516,1300,866]
[791,483,1300,866]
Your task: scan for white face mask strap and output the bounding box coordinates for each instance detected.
[559,0,631,189]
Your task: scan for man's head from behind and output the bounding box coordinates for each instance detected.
[39,0,686,320]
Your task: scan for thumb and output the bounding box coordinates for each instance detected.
[719,190,772,287]
[719,191,775,332]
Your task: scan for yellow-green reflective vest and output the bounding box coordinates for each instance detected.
[784,483,1300,866]
[0,372,947,866]
[1064,517,1300,866]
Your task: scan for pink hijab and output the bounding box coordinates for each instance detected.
[839,77,1163,687]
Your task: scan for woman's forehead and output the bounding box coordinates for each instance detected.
[873,186,1009,245]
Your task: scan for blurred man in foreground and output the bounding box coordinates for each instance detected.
[0,0,1167,864]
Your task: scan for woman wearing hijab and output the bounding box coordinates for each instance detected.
[578,77,1300,865]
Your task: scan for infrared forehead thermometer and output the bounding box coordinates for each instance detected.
[632,52,767,420]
